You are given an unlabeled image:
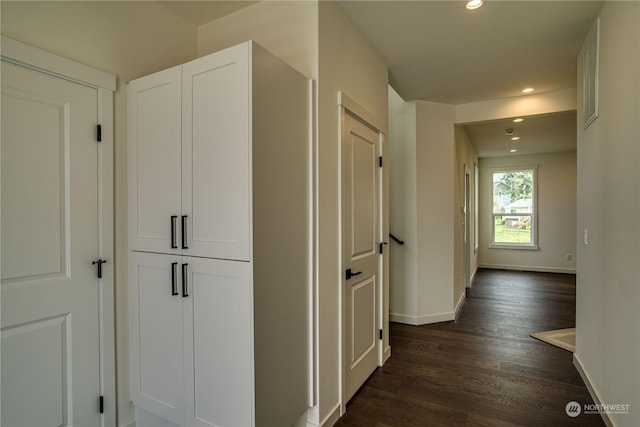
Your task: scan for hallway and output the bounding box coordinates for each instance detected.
[336,269,605,426]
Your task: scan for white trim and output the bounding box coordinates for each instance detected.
[469,265,478,287]
[573,354,613,427]
[304,403,340,427]
[454,292,466,320]
[337,91,387,135]
[1,36,116,90]
[382,345,391,365]
[478,263,576,274]
[390,311,455,326]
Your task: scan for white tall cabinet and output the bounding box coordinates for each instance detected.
[127,41,310,427]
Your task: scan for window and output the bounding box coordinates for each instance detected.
[491,167,537,249]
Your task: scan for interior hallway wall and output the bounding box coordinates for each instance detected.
[478,151,577,273]
[453,126,478,304]
[575,2,640,425]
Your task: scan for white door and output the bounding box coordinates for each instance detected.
[1,61,102,426]
[182,44,250,261]
[127,65,183,255]
[129,252,185,426]
[342,111,381,403]
[183,257,253,427]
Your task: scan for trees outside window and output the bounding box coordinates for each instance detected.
[491,168,537,248]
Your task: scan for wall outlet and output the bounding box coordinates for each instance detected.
[565,253,573,261]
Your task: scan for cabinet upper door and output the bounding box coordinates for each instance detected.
[182,43,251,261]
[128,66,182,254]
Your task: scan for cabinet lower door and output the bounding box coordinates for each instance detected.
[129,252,184,426]
[182,257,254,427]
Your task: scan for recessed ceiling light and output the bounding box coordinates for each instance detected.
[466,0,483,10]
[522,88,535,94]
[513,118,524,123]
[510,149,517,153]
[511,136,520,141]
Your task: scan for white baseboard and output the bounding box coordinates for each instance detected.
[390,311,454,325]
[478,263,576,274]
[382,345,391,365]
[454,292,466,320]
[573,353,614,427]
[469,265,478,287]
[319,403,340,427]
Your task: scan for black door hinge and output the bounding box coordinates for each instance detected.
[96,124,102,142]
[379,242,388,254]
[378,156,383,167]
[99,395,104,414]
[379,329,383,340]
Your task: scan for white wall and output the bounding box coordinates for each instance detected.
[454,126,478,302]
[478,152,577,273]
[316,2,389,423]
[415,101,456,322]
[1,3,198,426]
[575,2,640,426]
[388,86,418,320]
[197,0,318,79]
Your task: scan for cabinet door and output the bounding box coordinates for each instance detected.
[128,66,182,254]
[183,257,254,427]
[182,43,251,261]
[129,252,184,425]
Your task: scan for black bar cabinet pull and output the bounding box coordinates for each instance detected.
[181,263,189,297]
[171,262,179,296]
[170,216,178,249]
[181,215,189,249]
[389,233,405,245]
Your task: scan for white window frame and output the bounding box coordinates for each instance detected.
[489,166,538,250]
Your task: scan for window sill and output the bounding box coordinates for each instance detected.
[489,244,539,251]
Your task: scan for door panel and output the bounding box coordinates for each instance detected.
[342,111,381,403]
[183,257,253,427]
[129,252,184,426]
[1,61,100,426]
[128,66,182,254]
[182,44,250,261]
[350,132,377,258]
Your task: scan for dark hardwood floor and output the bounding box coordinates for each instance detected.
[335,269,605,427]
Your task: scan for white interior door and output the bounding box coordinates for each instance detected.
[1,60,102,426]
[342,111,381,403]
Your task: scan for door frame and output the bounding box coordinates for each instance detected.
[337,91,388,413]
[1,36,116,426]
[464,167,471,288]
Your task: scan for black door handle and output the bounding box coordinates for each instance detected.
[170,216,178,249]
[92,259,107,278]
[181,263,189,297]
[181,215,189,249]
[171,262,179,296]
[345,268,362,280]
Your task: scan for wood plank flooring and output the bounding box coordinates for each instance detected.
[335,269,605,427]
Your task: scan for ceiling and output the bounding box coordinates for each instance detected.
[159,0,603,156]
[463,111,577,158]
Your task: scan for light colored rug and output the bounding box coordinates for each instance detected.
[530,328,576,352]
